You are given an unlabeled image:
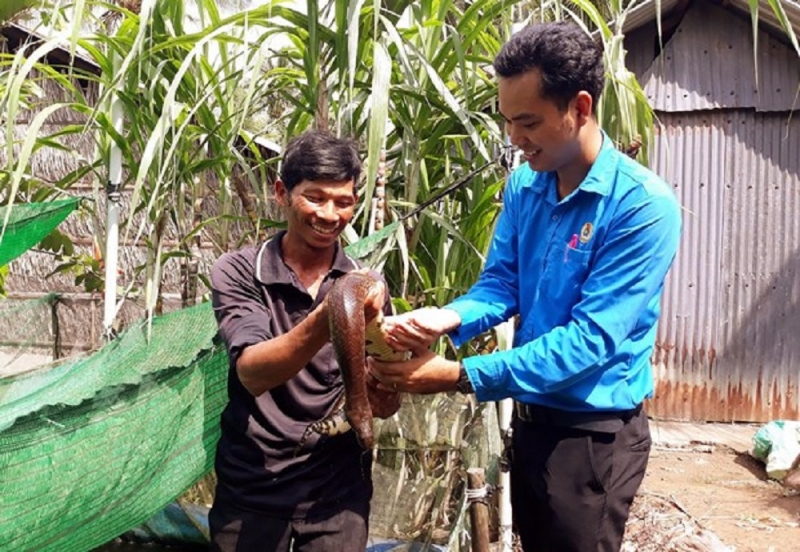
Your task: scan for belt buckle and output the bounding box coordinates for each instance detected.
[514,401,535,423]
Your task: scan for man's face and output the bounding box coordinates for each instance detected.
[276,178,357,250]
[498,69,584,173]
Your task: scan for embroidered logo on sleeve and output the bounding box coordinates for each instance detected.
[580,222,594,243]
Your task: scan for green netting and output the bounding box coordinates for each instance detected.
[0,219,502,551]
[0,298,501,552]
[371,395,502,549]
[0,302,229,552]
[0,294,58,375]
[0,198,82,267]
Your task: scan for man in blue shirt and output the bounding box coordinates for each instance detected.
[370,22,681,551]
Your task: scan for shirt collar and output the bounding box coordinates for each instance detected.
[256,230,358,286]
[577,130,617,197]
[517,129,619,198]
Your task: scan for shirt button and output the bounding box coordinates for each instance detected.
[551,214,559,221]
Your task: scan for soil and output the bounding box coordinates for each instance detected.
[628,443,800,552]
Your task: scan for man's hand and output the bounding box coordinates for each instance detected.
[363,279,385,323]
[382,307,462,352]
[368,349,460,394]
[352,268,386,323]
[366,373,402,418]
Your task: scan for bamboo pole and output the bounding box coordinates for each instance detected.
[467,468,491,552]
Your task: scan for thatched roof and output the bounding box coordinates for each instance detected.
[0,22,99,74]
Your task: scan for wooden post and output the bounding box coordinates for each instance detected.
[467,467,491,552]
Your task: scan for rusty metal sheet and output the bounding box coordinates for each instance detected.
[646,111,800,422]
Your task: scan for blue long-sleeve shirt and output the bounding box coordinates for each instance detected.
[447,132,682,412]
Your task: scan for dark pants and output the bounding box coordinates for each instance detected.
[510,405,650,552]
[209,500,369,552]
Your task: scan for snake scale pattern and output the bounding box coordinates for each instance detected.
[296,272,406,452]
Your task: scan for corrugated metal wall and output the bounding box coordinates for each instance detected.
[649,112,800,421]
[637,0,800,421]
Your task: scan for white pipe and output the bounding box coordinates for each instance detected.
[497,23,525,549]
[102,62,124,341]
[495,322,515,552]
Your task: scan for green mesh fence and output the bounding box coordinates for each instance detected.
[0,198,82,267]
[0,299,501,552]
[0,302,229,552]
[0,209,502,551]
[0,294,58,376]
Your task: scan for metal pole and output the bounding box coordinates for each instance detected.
[102,56,123,341]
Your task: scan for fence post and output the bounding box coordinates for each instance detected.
[467,467,491,552]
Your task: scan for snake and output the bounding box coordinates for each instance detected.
[296,271,407,452]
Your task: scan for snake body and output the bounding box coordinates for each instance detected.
[297,272,405,452]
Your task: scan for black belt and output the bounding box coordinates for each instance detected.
[513,401,642,433]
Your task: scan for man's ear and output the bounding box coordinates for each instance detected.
[574,91,593,125]
[275,179,289,207]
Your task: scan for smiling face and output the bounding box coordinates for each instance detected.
[499,69,592,174]
[276,178,357,252]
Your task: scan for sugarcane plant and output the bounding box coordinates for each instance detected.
[2,0,799,547]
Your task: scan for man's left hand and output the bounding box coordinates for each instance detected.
[366,373,402,418]
[352,268,386,323]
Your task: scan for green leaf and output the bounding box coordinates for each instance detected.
[2,103,70,239]
[344,220,401,260]
[362,40,392,229]
[765,0,800,57]
[0,0,37,22]
[748,0,760,90]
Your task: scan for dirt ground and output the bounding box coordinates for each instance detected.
[626,441,800,552]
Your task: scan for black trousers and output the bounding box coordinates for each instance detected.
[209,499,369,552]
[510,405,651,552]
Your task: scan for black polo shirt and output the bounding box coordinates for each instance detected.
[210,231,385,519]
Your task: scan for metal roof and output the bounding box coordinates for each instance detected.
[634,0,800,112]
[621,0,800,39]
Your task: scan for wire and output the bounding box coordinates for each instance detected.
[465,484,494,504]
[399,145,514,222]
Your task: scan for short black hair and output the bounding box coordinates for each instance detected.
[280,129,362,192]
[493,21,605,113]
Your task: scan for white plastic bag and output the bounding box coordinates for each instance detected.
[750,420,800,480]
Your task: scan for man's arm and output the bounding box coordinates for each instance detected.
[235,304,331,396]
[381,307,462,353]
[212,256,386,397]
[368,349,461,394]
[211,252,331,396]
[446,177,521,344]
[372,189,681,400]
[383,182,521,352]
[240,278,385,397]
[464,191,681,402]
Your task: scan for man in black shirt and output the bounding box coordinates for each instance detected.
[209,130,393,551]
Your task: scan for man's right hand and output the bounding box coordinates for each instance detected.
[382,307,461,353]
